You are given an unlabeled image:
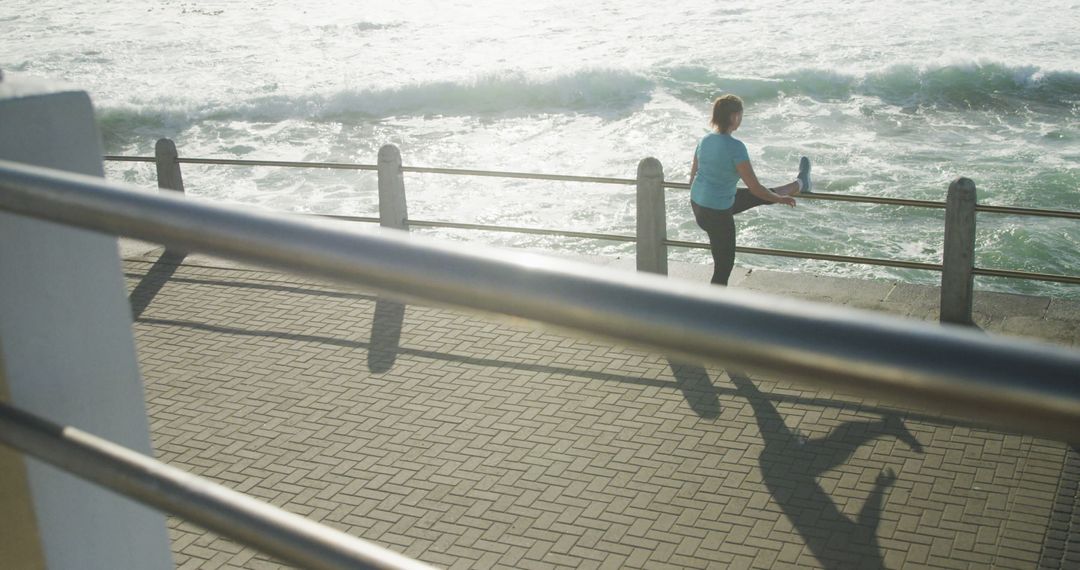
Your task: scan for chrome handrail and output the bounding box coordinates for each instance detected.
[0,401,434,570]
[4,159,1080,440]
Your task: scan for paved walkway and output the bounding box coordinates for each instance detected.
[122,245,1079,569]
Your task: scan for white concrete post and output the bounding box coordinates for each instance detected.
[154,138,185,194]
[940,177,977,325]
[636,157,667,274]
[377,144,408,231]
[0,74,173,569]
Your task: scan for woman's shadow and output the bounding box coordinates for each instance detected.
[729,372,924,569]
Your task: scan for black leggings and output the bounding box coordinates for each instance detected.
[692,189,772,286]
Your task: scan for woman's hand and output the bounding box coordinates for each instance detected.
[776,196,796,207]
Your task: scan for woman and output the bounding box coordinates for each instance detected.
[690,94,812,286]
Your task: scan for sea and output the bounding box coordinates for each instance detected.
[3,0,1078,298]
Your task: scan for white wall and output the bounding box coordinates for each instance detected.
[0,74,173,569]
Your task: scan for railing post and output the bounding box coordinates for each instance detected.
[378,144,408,231]
[636,157,667,275]
[940,177,977,325]
[154,138,185,193]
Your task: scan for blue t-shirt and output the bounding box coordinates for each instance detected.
[690,132,749,210]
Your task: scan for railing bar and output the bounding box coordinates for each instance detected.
[308,215,638,242]
[103,155,156,163]
[102,156,1080,220]
[666,239,944,271]
[103,156,1080,220]
[104,156,635,185]
[737,247,943,271]
[313,214,381,224]
[402,165,637,185]
[662,181,948,208]
[0,401,434,570]
[179,157,379,171]
[98,157,943,208]
[315,221,1080,283]
[976,204,1080,220]
[3,159,1080,440]
[797,193,947,208]
[305,218,1077,282]
[973,267,1080,285]
[407,219,637,242]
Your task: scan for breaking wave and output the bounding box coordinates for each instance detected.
[96,62,1079,142]
[664,63,1080,111]
[97,68,655,129]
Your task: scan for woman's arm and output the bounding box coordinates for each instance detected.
[735,160,795,207]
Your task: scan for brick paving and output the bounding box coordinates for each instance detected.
[123,250,1077,569]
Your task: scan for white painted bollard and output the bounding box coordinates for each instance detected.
[0,74,173,569]
[940,177,977,325]
[636,157,667,275]
[378,144,408,230]
[154,138,185,194]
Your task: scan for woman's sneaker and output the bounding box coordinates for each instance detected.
[797,156,812,194]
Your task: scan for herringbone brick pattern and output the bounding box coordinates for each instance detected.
[124,254,1073,569]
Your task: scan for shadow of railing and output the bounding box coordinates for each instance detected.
[135,317,679,390]
[123,263,1023,432]
[128,250,187,319]
[127,259,406,374]
[369,299,405,373]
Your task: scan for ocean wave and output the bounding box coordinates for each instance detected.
[860,64,1080,111]
[95,63,1079,139]
[316,69,653,119]
[96,69,655,129]
[664,63,1080,111]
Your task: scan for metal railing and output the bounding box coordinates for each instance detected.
[3,157,1080,436]
[105,142,1080,290]
[4,156,1080,568]
[0,401,434,570]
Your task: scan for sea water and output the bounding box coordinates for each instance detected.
[3,0,1078,298]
